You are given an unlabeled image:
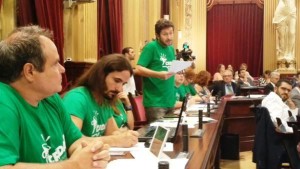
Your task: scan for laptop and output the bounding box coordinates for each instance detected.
[149,125,170,158]
[130,125,171,161]
[138,96,188,142]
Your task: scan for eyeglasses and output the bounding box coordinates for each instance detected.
[279,87,291,93]
[223,75,232,77]
[176,71,185,75]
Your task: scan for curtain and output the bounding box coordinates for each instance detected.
[206,4,263,77]
[98,0,123,59]
[161,0,170,18]
[35,0,66,89]
[16,0,67,89]
[0,0,2,12]
[17,0,38,26]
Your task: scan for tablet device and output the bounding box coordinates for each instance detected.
[149,125,170,158]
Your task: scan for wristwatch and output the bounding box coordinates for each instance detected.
[125,105,132,111]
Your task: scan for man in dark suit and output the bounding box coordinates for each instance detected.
[264,71,280,94]
[211,70,241,97]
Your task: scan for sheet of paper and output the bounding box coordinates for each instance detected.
[107,158,188,169]
[168,60,193,73]
[249,94,266,98]
[184,116,216,123]
[109,142,173,152]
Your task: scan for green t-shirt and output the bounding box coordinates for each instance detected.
[0,82,82,165]
[175,85,186,101]
[63,87,114,137]
[137,40,176,108]
[182,84,197,96]
[113,101,128,128]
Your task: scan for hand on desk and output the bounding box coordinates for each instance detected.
[112,130,139,148]
[70,140,110,169]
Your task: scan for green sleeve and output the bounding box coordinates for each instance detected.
[137,42,154,67]
[189,84,197,96]
[0,105,19,166]
[63,90,87,120]
[113,101,128,128]
[53,94,82,150]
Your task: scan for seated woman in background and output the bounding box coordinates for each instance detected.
[179,69,203,105]
[174,71,186,109]
[227,64,235,77]
[237,69,254,87]
[194,70,212,103]
[182,68,197,96]
[234,63,254,81]
[258,70,271,86]
[213,64,225,81]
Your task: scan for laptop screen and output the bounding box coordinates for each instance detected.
[170,95,189,141]
[149,125,170,158]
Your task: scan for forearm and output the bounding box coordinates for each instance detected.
[135,65,161,79]
[126,110,134,130]
[1,160,78,169]
[174,101,182,109]
[96,135,122,147]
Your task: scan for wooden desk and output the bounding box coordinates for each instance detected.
[222,97,262,151]
[240,86,264,96]
[111,101,226,169]
[184,100,225,169]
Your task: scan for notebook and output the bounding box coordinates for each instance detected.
[138,96,188,142]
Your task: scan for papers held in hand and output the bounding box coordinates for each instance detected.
[168,60,193,73]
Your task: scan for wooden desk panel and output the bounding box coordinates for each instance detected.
[240,86,265,96]
[64,61,94,86]
[185,100,225,169]
[222,98,262,152]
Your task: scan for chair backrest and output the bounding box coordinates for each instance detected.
[128,93,147,129]
[252,106,293,169]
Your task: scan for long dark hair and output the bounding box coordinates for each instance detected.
[74,54,133,108]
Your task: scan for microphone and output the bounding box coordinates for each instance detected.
[182,124,189,152]
[190,110,205,138]
[158,161,169,169]
[215,91,221,104]
[198,110,203,129]
[207,102,211,117]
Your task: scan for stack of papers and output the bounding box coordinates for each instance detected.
[168,60,193,73]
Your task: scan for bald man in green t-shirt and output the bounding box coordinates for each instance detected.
[0,26,109,169]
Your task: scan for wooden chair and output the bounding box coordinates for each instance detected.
[128,92,147,130]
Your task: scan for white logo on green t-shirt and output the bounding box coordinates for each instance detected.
[91,111,105,137]
[41,135,66,163]
[160,53,172,69]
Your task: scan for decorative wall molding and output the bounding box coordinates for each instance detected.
[207,0,264,11]
[184,0,192,42]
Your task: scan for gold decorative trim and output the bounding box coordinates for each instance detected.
[184,0,192,42]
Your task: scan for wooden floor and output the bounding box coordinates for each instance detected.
[220,151,256,169]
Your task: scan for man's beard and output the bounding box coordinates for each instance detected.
[277,91,288,102]
[104,90,119,100]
